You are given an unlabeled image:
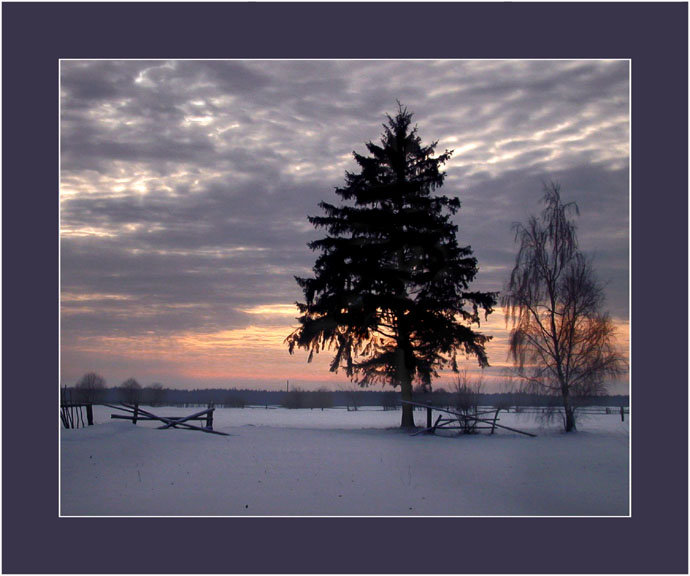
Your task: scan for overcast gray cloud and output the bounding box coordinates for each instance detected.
[60,59,629,390]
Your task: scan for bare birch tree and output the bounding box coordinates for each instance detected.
[502,183,625,431]
[75,372,106,404]
[119,377,142,404]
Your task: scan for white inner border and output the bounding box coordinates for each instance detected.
[57,58,632,520]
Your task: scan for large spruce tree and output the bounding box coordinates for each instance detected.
[286,105,497,427]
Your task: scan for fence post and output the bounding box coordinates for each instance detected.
[133,403,139,425]
[206,403,214,430]
[426,405,437,434]
[86,404,94,426]
[491,409,500,434]
[620,406,625,422]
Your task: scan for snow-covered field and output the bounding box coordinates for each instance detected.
[60,405,629,517]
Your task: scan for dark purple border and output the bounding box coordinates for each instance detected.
[3,3,687,574]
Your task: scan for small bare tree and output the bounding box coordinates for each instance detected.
[502,183,626,432]
[75,372,106,404]
[222,393,246,408]
[120,378,142,405]
[281,387,306,409]
[344,387,360,412]
[453,369,483,433]
[144,383,166,406]
[381,391,399,411]
[307,387,334,410]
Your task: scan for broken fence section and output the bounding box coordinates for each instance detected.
[60,386,94,429]
[401,400,536,437]
[104,402,229,436]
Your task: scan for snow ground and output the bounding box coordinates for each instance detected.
[60,406,629,517]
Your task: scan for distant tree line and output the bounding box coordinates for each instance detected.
[71,373,164,406]
[65,372,628,409]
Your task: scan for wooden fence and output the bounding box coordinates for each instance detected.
[105,402,228,436]
[60,387,93,429]
[402,400,537,437]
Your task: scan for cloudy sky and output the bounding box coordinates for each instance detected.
[60,60,629,392]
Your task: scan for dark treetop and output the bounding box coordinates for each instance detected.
[286,105,497,426]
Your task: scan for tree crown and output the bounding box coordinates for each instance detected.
[502,182,626,399]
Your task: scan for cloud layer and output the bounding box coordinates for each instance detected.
[60,60,629,391]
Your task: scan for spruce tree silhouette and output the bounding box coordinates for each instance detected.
[287,104,496,428]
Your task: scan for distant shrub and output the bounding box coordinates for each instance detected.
[305,388,334,410]
[119,378,142,404]
[345,389,360,411]
[143,383,166,406]
[381,391,398,411]
[491,395,513,412]
[453,370,483,434]
[223,394,246,408]
[281,388,306,409]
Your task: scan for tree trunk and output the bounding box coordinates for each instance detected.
[562,390,577,432]
[395,337,416,428]
[400,372,416,428]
